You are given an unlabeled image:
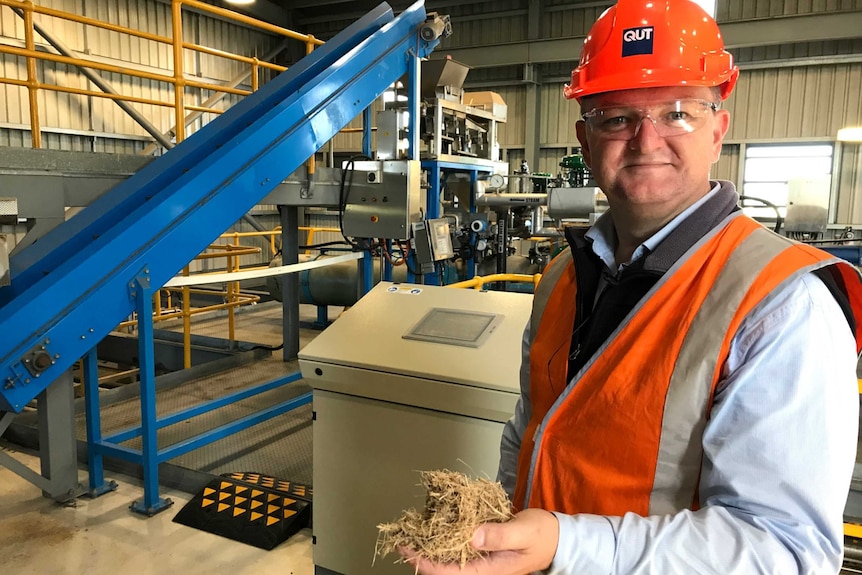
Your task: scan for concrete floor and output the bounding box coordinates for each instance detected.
[0,303,337,575]
[0,446,313,575]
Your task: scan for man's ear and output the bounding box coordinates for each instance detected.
[576,120,592,168]
[711,109,730,162]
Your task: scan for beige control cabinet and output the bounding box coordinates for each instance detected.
[298,282,532,575]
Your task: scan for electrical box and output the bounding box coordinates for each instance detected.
[412,217,453,274]
[376,109,408,161]
[785,176,830,236]
[342,160,423,240]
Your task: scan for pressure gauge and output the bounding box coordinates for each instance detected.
[488,174,505,190]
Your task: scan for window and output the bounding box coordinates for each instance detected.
[741,144,833,225]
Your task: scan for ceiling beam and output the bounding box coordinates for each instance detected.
[432,10,862,69]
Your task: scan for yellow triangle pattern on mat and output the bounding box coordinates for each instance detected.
[197,476,308,528]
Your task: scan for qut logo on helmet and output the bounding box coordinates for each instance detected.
[622,26,654,57]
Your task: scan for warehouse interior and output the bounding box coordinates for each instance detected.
[1,0,862,573]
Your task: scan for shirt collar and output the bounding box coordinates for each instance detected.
[585,182,722,272]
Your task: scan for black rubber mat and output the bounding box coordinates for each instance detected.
[173,472,312,550]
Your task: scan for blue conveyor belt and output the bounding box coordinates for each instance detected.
[0,1,440,412]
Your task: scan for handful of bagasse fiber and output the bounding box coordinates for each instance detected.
[375,469,514,568]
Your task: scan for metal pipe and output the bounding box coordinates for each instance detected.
[475,193,547,207]
[447,272,541,291]
[22,3,40,149]
[267,255,408,307]
[496,210,508,288]
[182,0,324,45]
[0,77,224,113]
[140,40,290,155]
[8,7,175,150]
[0,0,173,44]
[172,0,185,144]
[182,42,287,72]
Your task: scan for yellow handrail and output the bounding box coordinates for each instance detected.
[447,273,542,291]
[0,0,320,149]
[0,1,331,370]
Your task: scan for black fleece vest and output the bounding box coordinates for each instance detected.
[564,184,740,379]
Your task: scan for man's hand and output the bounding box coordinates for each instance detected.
[399,508,560,575]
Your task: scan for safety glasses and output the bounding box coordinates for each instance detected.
[581,99,720,140]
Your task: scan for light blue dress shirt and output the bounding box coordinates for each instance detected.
[498,185,860,574]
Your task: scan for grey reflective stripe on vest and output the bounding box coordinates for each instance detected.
[649,226,795,514]
[530,250,573,344]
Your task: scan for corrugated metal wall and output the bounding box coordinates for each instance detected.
[724,63,862,140]
[436,0,527,49]
[0,0,280,151]
[718,0,862,20]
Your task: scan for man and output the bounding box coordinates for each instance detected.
[404,0,862,573]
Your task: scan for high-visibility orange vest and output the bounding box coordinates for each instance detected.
[512,213,862,515]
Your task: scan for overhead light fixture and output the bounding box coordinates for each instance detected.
[225,0,255,5]
[837,127,862,142]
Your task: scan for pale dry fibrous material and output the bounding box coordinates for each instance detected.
[375,469,514,568]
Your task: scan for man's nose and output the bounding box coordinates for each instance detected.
[629,114,663,149]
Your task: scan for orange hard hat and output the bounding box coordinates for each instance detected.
[564,0,739,101]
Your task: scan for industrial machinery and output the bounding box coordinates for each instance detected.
[376,58,506,164]
[0,0,450,513]
[298,282,532,575]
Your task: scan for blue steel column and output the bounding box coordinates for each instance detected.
[406,50,420,284]
[359,249,374,296]
[83,347,117,497]
[129,271,173,516]
[362,106,373,158]
[384,240,393,281]
[280,206,301,360]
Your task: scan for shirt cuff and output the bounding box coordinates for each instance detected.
[546,512,616,575]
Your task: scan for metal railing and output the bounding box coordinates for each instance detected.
[0,2,336,369]
[109,226,346,370]
[0,0,322,149]
[447,273,542,291]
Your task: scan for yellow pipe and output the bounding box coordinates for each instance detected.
[858,379,862,394]
[305,36,316,177]
[182,42,286,72]
[182,265,191,368]
[340,127,378,133]
[447,273,542,290]
[0,0,173,44]
[116,295,259,329]
[0,44,175,83]
[172,0,185,144]
[182,0,324,45]
[0,78,227,114]
[196,247,260,258]
[22,2,40,149]
[185,78,250,97]
[227,253,235,341]
[846,523,862,538]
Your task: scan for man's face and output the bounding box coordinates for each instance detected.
[576,86,730,219]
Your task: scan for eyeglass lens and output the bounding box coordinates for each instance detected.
[583,99,717,140]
